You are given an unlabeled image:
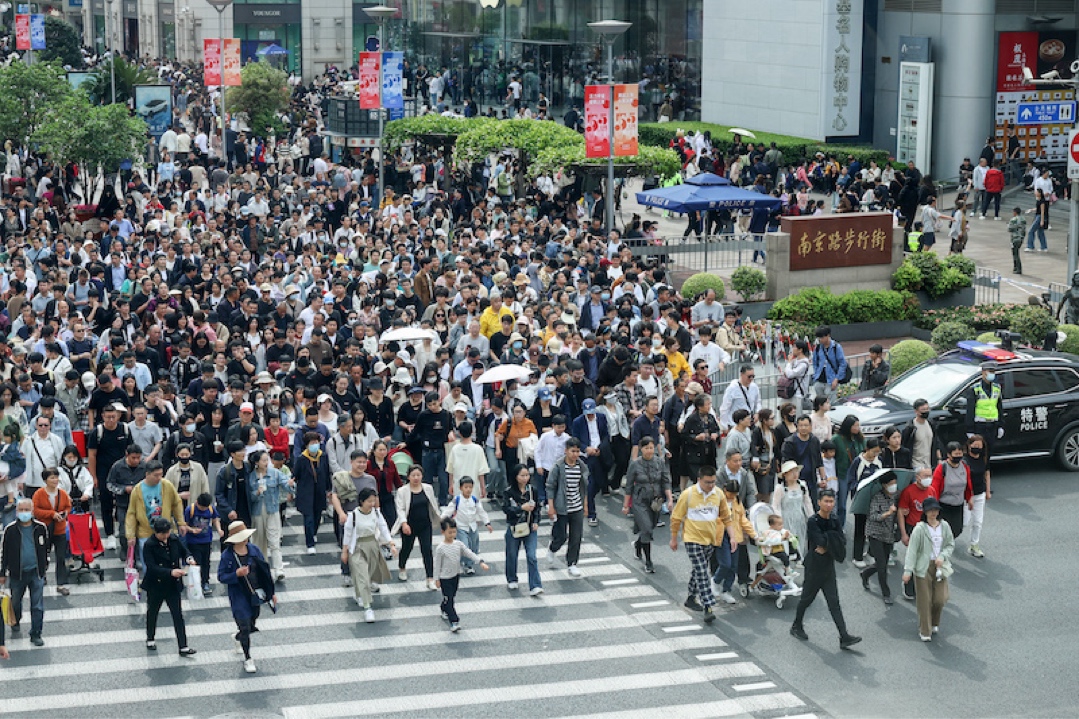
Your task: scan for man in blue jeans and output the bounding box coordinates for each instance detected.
[410,391,454,506]
[0,497,49,646]
[711,481,747,605]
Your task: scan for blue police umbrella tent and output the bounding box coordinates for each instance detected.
[635,172,782,212]
[256,43,290,56]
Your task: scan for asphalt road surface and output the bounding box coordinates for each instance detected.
[595,457,1075,719]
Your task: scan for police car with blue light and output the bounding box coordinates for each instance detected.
[829,339,1079,470]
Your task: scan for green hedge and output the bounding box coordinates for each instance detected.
[915,304,1030,332]
[891,253,974,299]
[1059,324,1079,354]
[681,273,726,301]
[638,122,892,165]
[767,287,919,326]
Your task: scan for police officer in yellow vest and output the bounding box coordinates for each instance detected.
[966,362,1004,455]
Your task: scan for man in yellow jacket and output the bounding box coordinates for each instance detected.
[670,465,736,623]
[479,291,515,339]
[126,460,188,577]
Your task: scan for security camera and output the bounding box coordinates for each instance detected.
[996,329,1022,351]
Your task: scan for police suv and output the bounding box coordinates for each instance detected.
[829,342,1079,470]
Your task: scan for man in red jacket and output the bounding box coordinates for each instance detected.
[982,160,1005,220]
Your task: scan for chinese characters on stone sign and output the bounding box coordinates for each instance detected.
[831,0,852,132]
[781,213,894,271]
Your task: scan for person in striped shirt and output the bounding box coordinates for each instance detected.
[669,466,736,623]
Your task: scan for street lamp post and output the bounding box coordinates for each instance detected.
[589,19,630,236]
[364,5,395,202]
[206,0,233,168]
[105,0,115,103]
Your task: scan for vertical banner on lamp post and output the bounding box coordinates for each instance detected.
[15,15,29,50]
[203,38,221,87]
[382,51,404,120]
[29,14,45,50]
[613,84,638,157]
[222,38,242,86]
[358,51,381,109]
[584,85,611,158]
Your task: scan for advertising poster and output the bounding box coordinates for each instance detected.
[995,31,1078,163]
[134,84,173,138]
[15,15,29,51]
[29,14,44,50]
[613,83,638,157]
[222,38,242,87]
[67,71,93,92]
[584,85,611,159]
[382,51,403,111]
[358,51,380,109]
[203,39,221,87]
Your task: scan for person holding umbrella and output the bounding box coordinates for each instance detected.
[859,471,900,605]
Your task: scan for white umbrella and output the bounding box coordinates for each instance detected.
[729,127,756,139]
[380,327,437,343]
[476,364,534,384]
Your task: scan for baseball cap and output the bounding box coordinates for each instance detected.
[582,398,597,413]
[538,387,553,401]
[239,402,254,413]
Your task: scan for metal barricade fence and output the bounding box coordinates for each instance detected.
[708,352,874,412]
[1049,281,1068,307]
[627,234,768,274]
[974,266,1001,305]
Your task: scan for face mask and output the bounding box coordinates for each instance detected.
[179,457,190,465]
[256,398,266,408]
[64,457,78,468]
[600,293,610,301]
[185,422,196,433]
[16,511,32,523]
[949,455,962,464]
[308,442,320,454]
[884,483,897,495]
[918,477,932,488]
[969,448,981,457]
[426,375,436,383]
[386,300,395,308]
[985,373,996,382]
[513,341,523,350]
[919,411,930,419]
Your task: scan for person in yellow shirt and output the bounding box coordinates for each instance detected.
[670,466,736,623]
[479,292,515,339]
[663,336,691,382]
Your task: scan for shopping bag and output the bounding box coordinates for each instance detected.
[183,566,203,601]
[124,543,141,603]
[0,589,15,626]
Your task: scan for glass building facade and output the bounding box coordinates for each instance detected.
[356,0,702,119]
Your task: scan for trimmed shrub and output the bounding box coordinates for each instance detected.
[681,273,725,300]
[1057,324,1079,354]
[768,287,919,325]
[931,321,976,353]
[730,266,767,302]
[889,339,937,377]
[976,332,1000,344]
[1008,305,1057,346]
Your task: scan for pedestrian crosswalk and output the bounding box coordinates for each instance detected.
[0,512,822,719]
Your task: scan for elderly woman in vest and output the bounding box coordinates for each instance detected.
[622,437,673,574]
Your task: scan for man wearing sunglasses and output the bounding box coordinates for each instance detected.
[719,365,761,432]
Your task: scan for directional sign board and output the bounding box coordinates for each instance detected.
[1016,101,1076,125]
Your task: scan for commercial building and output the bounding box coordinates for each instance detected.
[702,1,1079,181]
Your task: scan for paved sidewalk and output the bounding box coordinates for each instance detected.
[621,179,1071,305]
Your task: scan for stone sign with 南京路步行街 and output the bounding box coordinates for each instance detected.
[781,213,893,271]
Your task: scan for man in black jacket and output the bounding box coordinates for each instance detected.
[900,398,942,470]
[0,498,49,646]
[408,392,454,505]
[790,490,861,650]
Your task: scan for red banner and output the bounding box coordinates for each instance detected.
[203,39,221,87]
[358,51,381,109]
[613,84,638,157]
[15,14,29,51]
[222,38,241,87]
[584,85,610,159]
[997,31,1038,93]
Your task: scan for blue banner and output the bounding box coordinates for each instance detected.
[29,13,45,50]
[134,84,173,139]
[382,51,403,111]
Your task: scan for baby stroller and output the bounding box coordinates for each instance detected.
[739,502,802,609]
[66,507,105,583]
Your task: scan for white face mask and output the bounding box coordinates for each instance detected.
[918,477,932,488]
[884,483,897,495]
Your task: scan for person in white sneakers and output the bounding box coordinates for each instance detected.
[218,521,277,674]
[341,488,396,623]
[545,438,589,578]
[440,477,491,575]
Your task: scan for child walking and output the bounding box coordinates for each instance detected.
[183,492,222,596]
[433,518,489,632]
[440,477,492,574]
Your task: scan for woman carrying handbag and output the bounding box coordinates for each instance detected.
[218,520,277,674]
[502,464,543,595]
[142,516,197,657]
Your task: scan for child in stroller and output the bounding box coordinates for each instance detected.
[742,502,802,609]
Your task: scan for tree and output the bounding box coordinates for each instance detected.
[227,62,290,138]
[84,56,157,105]
[34,95,147,179]
[41,16,83,68]
[0,61,73,146]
